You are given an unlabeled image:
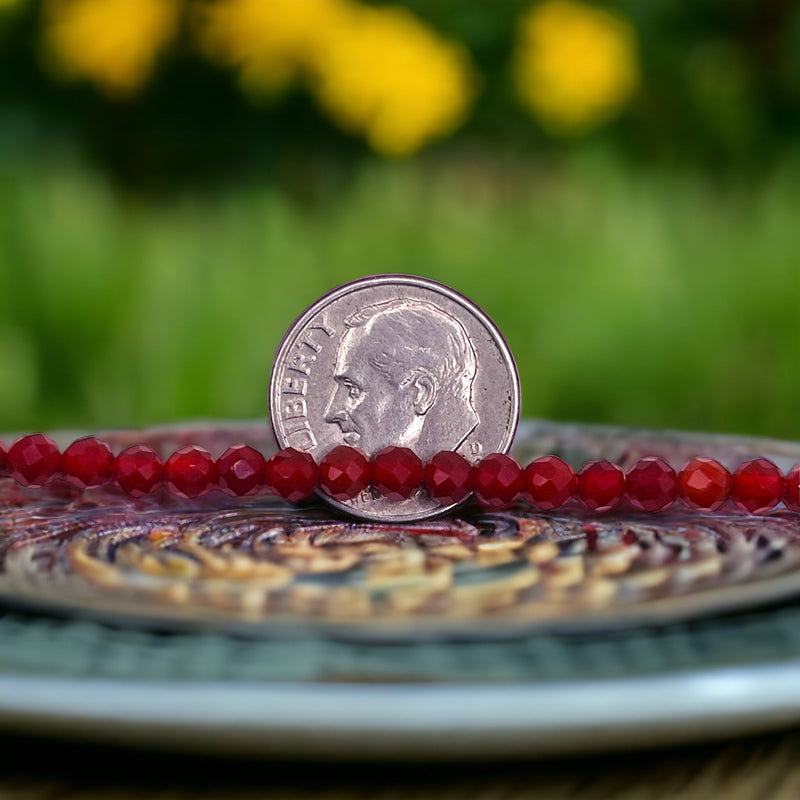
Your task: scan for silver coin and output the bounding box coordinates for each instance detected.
[269,275,520,521]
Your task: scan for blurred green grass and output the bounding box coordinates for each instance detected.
[0,148,798,440]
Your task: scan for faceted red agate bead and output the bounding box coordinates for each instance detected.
[319,445,371,501]
[218,444,266,496]
[62,436,115,489]
[425,450,473,505]
[372,446,424,500]
[165,445,217,499]
[524,455,576,510]
[731,458,786,514]
[785,464,800,512]
[265,448,318,503]
[8,434,62,487]
[678,457,731,511]
[576,460,625,512]
[626,457,677,512]
[473,453,523,508]
[783,464,800,511]
[115,445,164,497]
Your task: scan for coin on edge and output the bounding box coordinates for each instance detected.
[269,275,521,522]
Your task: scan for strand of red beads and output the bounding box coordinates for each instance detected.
[1,434,799,515]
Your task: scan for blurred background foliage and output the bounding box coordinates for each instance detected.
[0,0,798,440]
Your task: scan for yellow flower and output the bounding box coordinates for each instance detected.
[310,4,476,157]
[194,0,347,97]
[42,0,180,98]
[194,0,476,157]
[513,0,640,135]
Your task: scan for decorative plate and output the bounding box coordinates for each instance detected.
[2,420,800,757]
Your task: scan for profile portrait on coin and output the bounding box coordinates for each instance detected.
[323,298,480,461]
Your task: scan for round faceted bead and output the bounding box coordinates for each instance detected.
[731,458,786,514]
[524,455,576,510]
[218,444,266,496]
[62,436,115,489]
[678,457,731,511]
[784,464,800,512]
[115,445,164,497]
[372,446,424,500]
[576,460,625,512]
[626,457,677,512]
[319,445,371,501]
[424,450,473,505]
[473,453,523,508]
[8,434,61,487]
[0,441,7,475]
[165,445,217,499]
[266,448,319,503]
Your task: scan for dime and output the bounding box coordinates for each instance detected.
[269,275,520,521]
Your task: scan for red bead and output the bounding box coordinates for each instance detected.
[319,445,371,501]
[576,460,625,512]
[62,436,115,489]
[731,458,786,514]
[473,453,523,508]
[372,446,424,500]
[218,444,266,496]
[524,455,576,510]
[626,457,677,512]
[424,450,473,505]
[785,464,800,512]
[115,445,164,497]
[678,457,731,511]
[8,434,62,487]
[0,441,7,475]
[165,445,217,499]
[266,448,319,502]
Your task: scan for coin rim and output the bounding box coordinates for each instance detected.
[268,274,521,521]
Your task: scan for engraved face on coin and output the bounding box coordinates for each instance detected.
[269,275,520,521]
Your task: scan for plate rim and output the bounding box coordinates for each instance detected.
[2,661,800,758]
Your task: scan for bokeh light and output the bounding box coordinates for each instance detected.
[41,0,181,97]
[513,0,640,135]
